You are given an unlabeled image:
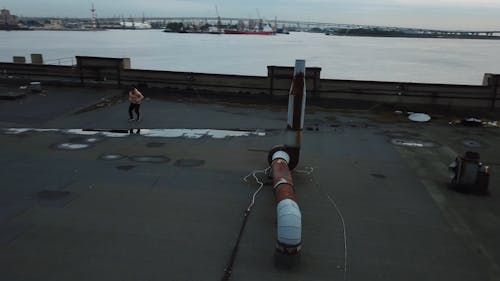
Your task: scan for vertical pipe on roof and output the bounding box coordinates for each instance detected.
[271,60,306,254]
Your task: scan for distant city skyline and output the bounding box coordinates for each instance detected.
[2,0,500,30]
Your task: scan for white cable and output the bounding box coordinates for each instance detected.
[243,167,270,212]
[298,166,348,280]
[324,192,348,280]
[294,166,314,175]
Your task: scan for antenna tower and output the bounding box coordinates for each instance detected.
[215,5,221,32]
[90,3,97,31]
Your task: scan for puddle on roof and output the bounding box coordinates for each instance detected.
[136,129,265,139]
[3,128,266,139]
[391,138,436,148]
[69,136,102,144]
[99,154,126,161]
[52,143,91,150]
[5,128,59,134]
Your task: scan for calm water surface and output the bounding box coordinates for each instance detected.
[2,30,500,84]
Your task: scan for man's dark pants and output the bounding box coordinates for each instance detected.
[128,103,141,119]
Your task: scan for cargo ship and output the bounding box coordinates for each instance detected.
[223,30,274,35]
[224,20,275,35]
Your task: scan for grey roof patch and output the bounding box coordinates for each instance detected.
[370,173,387,179]
[36,190,77,208]
[130,155,171,163]
[37,190,71,200]
[174,159,205,168]
[146,142,166,147]
[116,165,137,171]
[0,223,32,244]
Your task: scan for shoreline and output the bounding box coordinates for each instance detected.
[327,33,500,40]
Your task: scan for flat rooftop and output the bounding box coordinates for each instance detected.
[0,84,499,280]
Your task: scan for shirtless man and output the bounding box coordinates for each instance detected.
[128,87,144,121]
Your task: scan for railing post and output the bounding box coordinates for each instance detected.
[268,66,275,97]
[117,64,121,86]
[492,77,498,110]
[484,73,499,110]
[13,56,26,64]
[78,58,84,85]
[312,70,318,99]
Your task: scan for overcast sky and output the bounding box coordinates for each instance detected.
[2,0,500,30]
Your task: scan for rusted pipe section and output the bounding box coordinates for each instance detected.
[271,150,302,254]
[287,59,307,132]
[283,59,307,170]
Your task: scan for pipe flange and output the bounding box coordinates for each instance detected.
[268,145,300,170]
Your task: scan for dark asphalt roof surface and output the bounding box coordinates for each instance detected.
[1,85,499,281]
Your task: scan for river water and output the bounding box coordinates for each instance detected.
[1,30,500,85]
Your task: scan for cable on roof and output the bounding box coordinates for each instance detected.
[221,167,270,281]
[302,167,348,281]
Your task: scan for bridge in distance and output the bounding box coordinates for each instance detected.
[95,16,500,35]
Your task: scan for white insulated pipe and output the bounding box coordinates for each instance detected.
[277,199,302,247]
[272,150,302,254]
